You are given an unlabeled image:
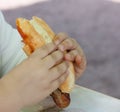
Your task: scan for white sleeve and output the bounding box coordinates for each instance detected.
[0,11,27,77]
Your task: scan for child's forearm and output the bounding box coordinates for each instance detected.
[0,78,21,112]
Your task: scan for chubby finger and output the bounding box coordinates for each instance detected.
[75,55,82,65]
[58,38,78,52]
[74,55,86,78]
[34,42,57,59]
[54,33,68,45]
[49,70,69,92]
[49,61,69,82]
[64,49,80,61]
[43,50,64,68]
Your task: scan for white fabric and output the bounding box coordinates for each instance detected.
[0,11,27,77]
[21,85,120,112]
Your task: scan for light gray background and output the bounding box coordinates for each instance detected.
[2,0,120,98]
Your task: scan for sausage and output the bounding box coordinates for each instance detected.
[51,89,70,108]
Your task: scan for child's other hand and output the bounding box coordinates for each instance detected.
[54,33,86,79]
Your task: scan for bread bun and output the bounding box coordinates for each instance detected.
[16,16,75,93]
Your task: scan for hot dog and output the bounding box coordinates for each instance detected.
[16,16,75,108]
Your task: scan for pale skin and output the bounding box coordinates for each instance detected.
[55,33,86,79]
[0,33,86,112]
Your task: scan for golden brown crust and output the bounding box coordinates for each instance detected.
[32,16,55,40]
[23,45,32,56]
[16,18,46,52]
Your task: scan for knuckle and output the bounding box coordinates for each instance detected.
[52,50,64,61]
[57,62,68,73]
[62,38,77,49]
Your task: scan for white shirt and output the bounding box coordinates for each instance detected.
[0,11,27,77]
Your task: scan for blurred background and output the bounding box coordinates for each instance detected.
[1,0,120,99]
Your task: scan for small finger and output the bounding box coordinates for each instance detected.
[74,55,86,79]
[43,50,64,68]
[37,42,57,59]
[50,70,69,92]
[54,33,68,45]
[49,61,69,81]
[64,50,80,61]
[58,38,78,51]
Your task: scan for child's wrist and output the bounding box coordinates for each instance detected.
[0,77,22,112]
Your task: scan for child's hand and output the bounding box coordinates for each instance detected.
[0,42,69,111]
[54,33,86,79]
